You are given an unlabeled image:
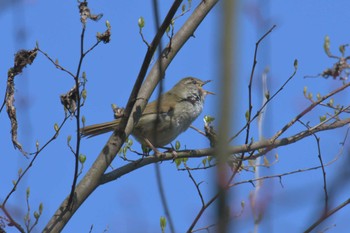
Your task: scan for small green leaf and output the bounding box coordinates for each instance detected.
[183,157,188,164]
[316,93,321,101]
[181,4,186,12]
[204,115,215,123]
[307,92,313,100]
[175,141,180,151]
[82,89,87,100]
[54,123,59,132]
[79,154,86,164]
[293,59,298,69]
[82,71,87,80]
[303,86,307,96]
[245,110,250,122]
[36,140,40,151]
[127,138,133,147]
[18,168,23,176]
[39,203,44,215]
[319,115,327,122]
[26,187,30,198]
[202,158,207,167]
[105,20,111,29]
[160,216,166,233]
[174,158,182,168]
[34,211,40,219]
[67,135,72,144]
[328,98,334,107]
[324,35,331,55]
[138,16,145,28]
[264,91,270,100]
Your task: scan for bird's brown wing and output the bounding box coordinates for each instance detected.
[142,92,182,115]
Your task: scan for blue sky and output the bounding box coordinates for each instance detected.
[2,0,350,232]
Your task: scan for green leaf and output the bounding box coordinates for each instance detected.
[138,16,145,28]
[18,168,23,176]
[202,158,207,167]
[264,90,270,100]
[26,187,30,198]
[36,140,40,151]
[316,93,321,101]
[319,115,327,122]
[34,211,40,219]
[79,154,87,164]
[245,110,250,122]
[54,123,59,132]
[293,59,298,69]
[204,115,215,123]
[175,141,180,151]
[328,98,334,107]
[303,86,307,96]
[174,158,182,168]
[160,216,166,233]
[39,203,44,215]
[324,35,331,56]
[105,20,111,29]
[307,92,313,100]
[181,4,186,13]
[82,89,87,100]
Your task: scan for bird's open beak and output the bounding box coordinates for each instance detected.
[202,80,212,86]
[202,80,215,95]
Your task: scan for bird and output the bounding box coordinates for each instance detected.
[80,77,213,148]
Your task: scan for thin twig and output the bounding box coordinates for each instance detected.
[271,82,350,142]
[185,164,205,206]
[37,48,75,78]
[304,198,350,233]
[244,25,276,145]
[1,115,69,232]
[297,120,328,212]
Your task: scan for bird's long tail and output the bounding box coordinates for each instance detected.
[80,120,119,138]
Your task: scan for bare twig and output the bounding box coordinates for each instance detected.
[271,82,350,142]
[304,198,350,233]
[244,25,276,146]
[1,115,69,233]
[185,164,205,206]
[298,120,329,212]
[37,48,75,78]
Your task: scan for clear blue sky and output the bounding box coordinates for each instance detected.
[1,0,350,232]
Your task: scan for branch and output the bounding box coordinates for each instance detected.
[304,198,350,233]
[100,117,350,184]
[271,82,350,141]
